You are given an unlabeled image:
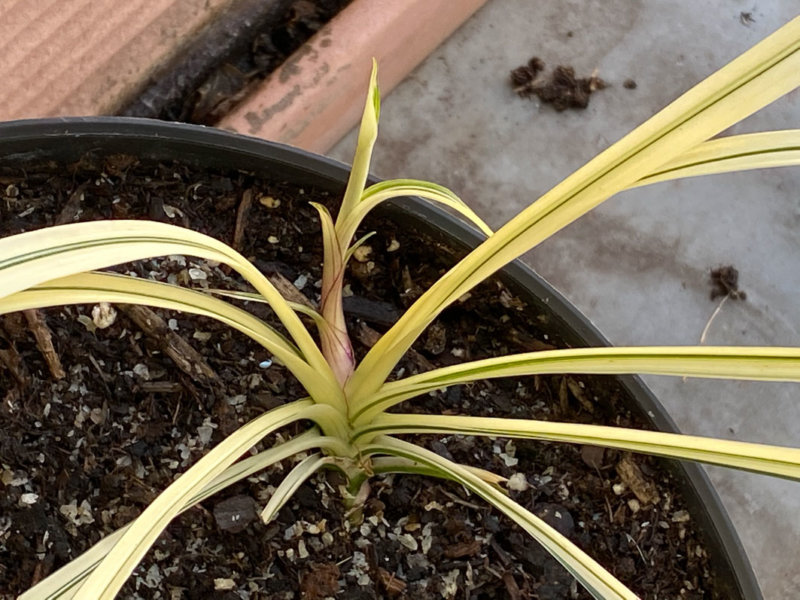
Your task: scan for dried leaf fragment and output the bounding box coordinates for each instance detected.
[617,454,659,506]
[444,539,482,558]
[378,567,407,595]
[566,377,594,412]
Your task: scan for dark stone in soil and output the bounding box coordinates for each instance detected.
[213,494,260,533]
[710,265,746,300]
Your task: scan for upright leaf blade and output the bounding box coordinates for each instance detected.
[311,202,355,386]
[338,59,381,221]
[347,17,800,402]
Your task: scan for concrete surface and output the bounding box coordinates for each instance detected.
[330,2,800,597]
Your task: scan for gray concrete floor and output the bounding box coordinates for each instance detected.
[331,2,800,597]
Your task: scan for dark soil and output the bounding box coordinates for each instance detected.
[510,58,606,111]
[0,156,725,599]
[709,266,746,301]
[120,0,353,123]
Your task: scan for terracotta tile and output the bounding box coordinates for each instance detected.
[217,0,489,154]
[0,0,61,46]
[0,0,238,120]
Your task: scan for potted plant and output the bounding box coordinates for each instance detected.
[2,17,799,600]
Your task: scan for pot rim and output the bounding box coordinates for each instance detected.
[0,116,762,599]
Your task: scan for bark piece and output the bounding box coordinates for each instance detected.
[378,567,406,595]
[55,184,88,225]
[23,310,65,379]
[0,339,29,387]
[119,304,219,384]
[502,571,522,600]
[232,188,254,251]
[566,377,594,413]
[266,270,316,310]
[444,539,481,558]
[139,381,183,393]
[300,562,340,600]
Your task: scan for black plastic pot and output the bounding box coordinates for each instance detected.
[0,117,762,599]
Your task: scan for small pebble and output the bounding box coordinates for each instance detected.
[188,268,207,281]
[92,302,117,329]
[214,578,236,591]
[20,493,39,505]
[671,509,691,523]
[259,195,280,208]
[507,473,530,492]
[353,245,373,263]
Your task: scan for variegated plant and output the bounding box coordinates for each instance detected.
[9,16,800,600]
